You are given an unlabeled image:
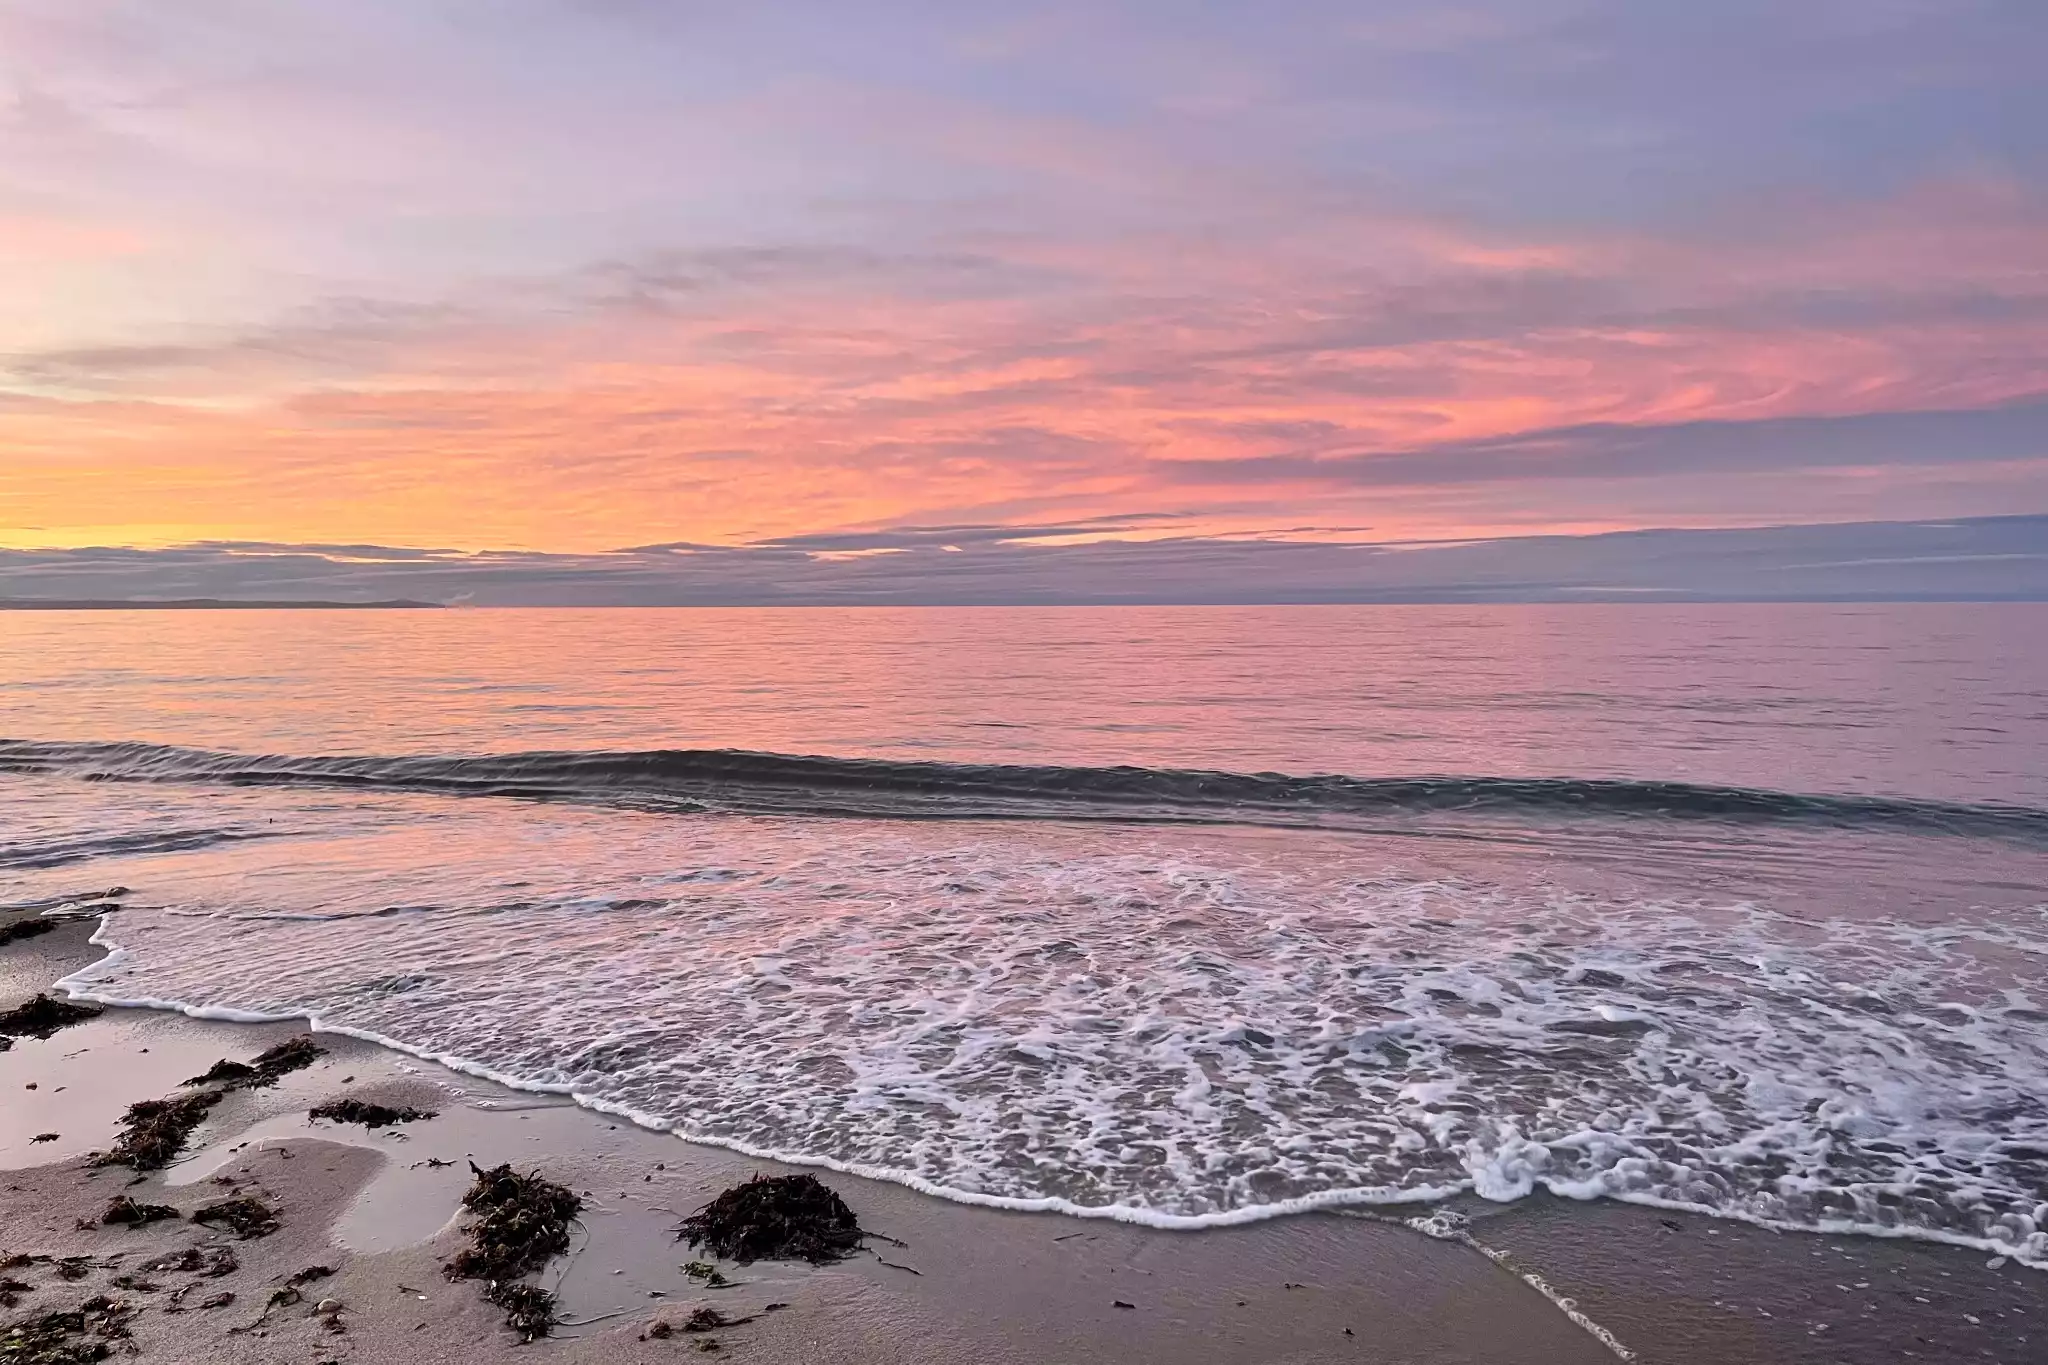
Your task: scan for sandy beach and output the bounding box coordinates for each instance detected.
[4,920,2042,1365]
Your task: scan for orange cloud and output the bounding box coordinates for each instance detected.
[4,177,2047,551]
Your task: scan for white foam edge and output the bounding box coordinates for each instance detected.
[1384,1213,1635,1361]
[54,914,2048,1267]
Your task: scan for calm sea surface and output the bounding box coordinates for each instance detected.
[2,605,2045,1260]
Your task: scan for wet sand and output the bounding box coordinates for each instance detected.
[5,921,2043,1364]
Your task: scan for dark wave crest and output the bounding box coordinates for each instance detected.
[0,825,276,871]
[3,738,2045,841]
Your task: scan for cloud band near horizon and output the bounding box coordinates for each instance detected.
[3,514,2043,606]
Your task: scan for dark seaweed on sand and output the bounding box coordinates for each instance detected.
[249,1035,324,1075]
[487,1283,559,1342]
[98,1033,323,1171]
[180,1060,257,1087]
[308,1099,434,1129]
[190,1196,278,1240]
[676,1174,865,1265]
[681,1306,757,1333]
[0,995,100,1042]
[94,1091,224,1171]
[448,1164,583,1282]
[138,1245,236,1278]
[0,919,58,948]
[96,1197,178,1228]
[109,1036,331,1166]
[182,1035,325,1091]
[443,1163,584,1341]
[0,1294,134,1365]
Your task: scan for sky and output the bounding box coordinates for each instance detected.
[3,0,2048,598]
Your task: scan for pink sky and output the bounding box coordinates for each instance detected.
[3,2,2045,553]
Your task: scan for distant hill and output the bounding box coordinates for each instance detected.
[0,598,442,610]
[3,513,2043,604]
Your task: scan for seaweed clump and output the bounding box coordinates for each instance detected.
[676,1174,864,1265]
[0,995,100,1044]
[182,1035,325,1091]
[0,919,58,948]
[0,1295,134,1364]
[101,1037,320,1169]
[190,1196,278,1240]
[94,1091,225,1171]
[488,1284,558,1342]
[96,1197,178,1228]
[138,1245,235,1278]
[260,1265,332,1312]
[180,1060,257,1088]
[682,1307,740,1333]
[308,1100,435,1129]
[443,1163,583,1342]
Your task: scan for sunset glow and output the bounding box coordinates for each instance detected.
[3,2,2046,559]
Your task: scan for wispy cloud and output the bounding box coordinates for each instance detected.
[2,2,2045,551]
[1156,401,2048,488]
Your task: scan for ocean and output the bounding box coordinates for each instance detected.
[2,604,2044,1264]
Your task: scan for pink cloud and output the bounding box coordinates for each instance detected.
[5,173,2047,550]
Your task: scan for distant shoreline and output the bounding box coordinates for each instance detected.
[0,598,442,610]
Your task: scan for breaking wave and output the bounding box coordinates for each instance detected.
[5,738,2046,839]
[8,728,2047,1270]
[0,826,274,871]
[8,782,2040,1269]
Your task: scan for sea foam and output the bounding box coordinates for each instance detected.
[30,778,2045,1267]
